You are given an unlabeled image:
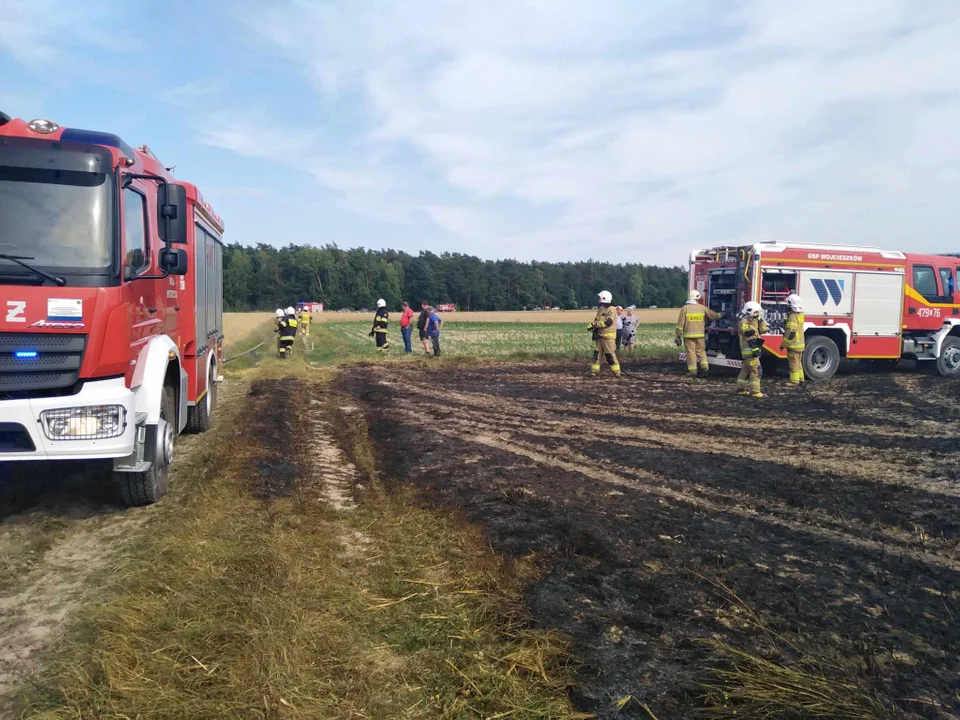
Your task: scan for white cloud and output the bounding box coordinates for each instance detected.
[235,0,960,262]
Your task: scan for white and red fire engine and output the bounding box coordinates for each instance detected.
[0,112,224,505]
[687,243,960,379]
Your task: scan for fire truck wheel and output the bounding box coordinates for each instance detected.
[116,385,176,506]
[187,363,217,433]
[802,336,840,380]
[936,336,960,377]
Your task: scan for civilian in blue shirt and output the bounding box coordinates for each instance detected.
[426,307,443,357]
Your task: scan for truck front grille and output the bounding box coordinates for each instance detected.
[0,333,87,399]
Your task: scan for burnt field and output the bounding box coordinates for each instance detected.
[343,361,960,719]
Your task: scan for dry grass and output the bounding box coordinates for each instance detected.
[223,312,275,344]
[699,641,902,720]
[13,371,576,719]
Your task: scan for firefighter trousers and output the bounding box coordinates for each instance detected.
[591,337,620,377]
[737,356,761,394]
[683,337,708,375]
[787,349,805,384]
[301,323,310,337]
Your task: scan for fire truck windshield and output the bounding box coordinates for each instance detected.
[0,166,114,271]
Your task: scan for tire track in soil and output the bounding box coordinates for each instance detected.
[343,362,960,719]
[0,380,247,715]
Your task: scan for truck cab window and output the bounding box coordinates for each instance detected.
[939,267,954,298]
[912,265,939,300]
[123,188,148,270]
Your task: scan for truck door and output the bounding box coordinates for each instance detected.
[905,261,950,328]
[122,183,162,351]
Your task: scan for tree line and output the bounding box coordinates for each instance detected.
[223,243,688,312]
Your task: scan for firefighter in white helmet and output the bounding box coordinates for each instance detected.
[274,309,285,356]
[587,290,620,377]
[675,289,721,377]
[370,299,390,351]
[781,294,805,387]
[737,301,768,397]
[277,306,299,359]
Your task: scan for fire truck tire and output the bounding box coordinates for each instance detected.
[802,336,840,380]
[117,385,176,507]
[936,336,960,377]
[186,363,217,433]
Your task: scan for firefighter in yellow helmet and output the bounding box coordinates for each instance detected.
[675,290,721,377]
[781,293,805,387]
[587,291,620,377]
[737,301,768,398]
[298,304,311,337]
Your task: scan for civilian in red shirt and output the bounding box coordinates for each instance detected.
[399,300,415,353]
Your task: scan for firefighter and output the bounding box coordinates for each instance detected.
[737,301,768,398]
[587,291,620,377]
[274,309,285,356]
[675,290,721,377]
[370,299,390,351]
[298,304,311,337]
[781,293,805,387]
[277,306,298,359]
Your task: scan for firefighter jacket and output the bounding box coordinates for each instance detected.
[279,317,299,339]
[589,305,617,339]
[738,316,768,356]
[299,310,311,325]
[373,309,389,334]
[783,311,804,351]
[675,302,719,339]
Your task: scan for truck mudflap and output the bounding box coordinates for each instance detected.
[678,352,744,369]
[0,376,136,461]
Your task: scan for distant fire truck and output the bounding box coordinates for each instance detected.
[0,112,224,505]
[687,243,960,379]
[437,303,456,312]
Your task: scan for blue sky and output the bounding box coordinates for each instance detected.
[2,0,958,265]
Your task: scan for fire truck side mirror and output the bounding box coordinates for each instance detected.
[159,248,188,276]
[157,183,187,245]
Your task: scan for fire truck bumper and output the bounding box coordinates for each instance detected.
[678,352,744,369]
[0,377,136,461]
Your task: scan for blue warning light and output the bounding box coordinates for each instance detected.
[15,351,38,359]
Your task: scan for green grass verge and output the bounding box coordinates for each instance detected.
[303,321,675,366]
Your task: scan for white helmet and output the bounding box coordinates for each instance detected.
[597,290,613,304]
[275,309,284,318]
[742,301,763,318]
[786,293,802,312]
[687,290,702,303]
[376,298,386,308]
[285,306,295,316]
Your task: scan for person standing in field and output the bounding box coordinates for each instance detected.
[621,307,639,354]
[675,290,721,378]
[737,301,767,398]
[298,304,311,337]
[615,306,624,350]
[426,306,443,357]
[781,293,805,387]
[370,299,390,352]
[587,291,620,378]
[417,300,431,355]
[399,300,415,353]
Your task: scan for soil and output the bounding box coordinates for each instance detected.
[342,360,960,719]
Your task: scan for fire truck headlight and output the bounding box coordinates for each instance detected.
[40,406,127,441]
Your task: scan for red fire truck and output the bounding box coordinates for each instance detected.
[0,112,224,505]
[686,243,960,380]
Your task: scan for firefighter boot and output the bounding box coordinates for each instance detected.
[605,353,621,379]
[590,349,601,376]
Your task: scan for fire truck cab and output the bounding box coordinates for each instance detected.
[688,243,960,380]
[0,112,224,505]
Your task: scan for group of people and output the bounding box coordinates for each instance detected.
[590,288,807,397]
[273,305,311,358]
[371,300,444,356]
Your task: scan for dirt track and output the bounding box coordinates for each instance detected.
[344,361,960,719]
